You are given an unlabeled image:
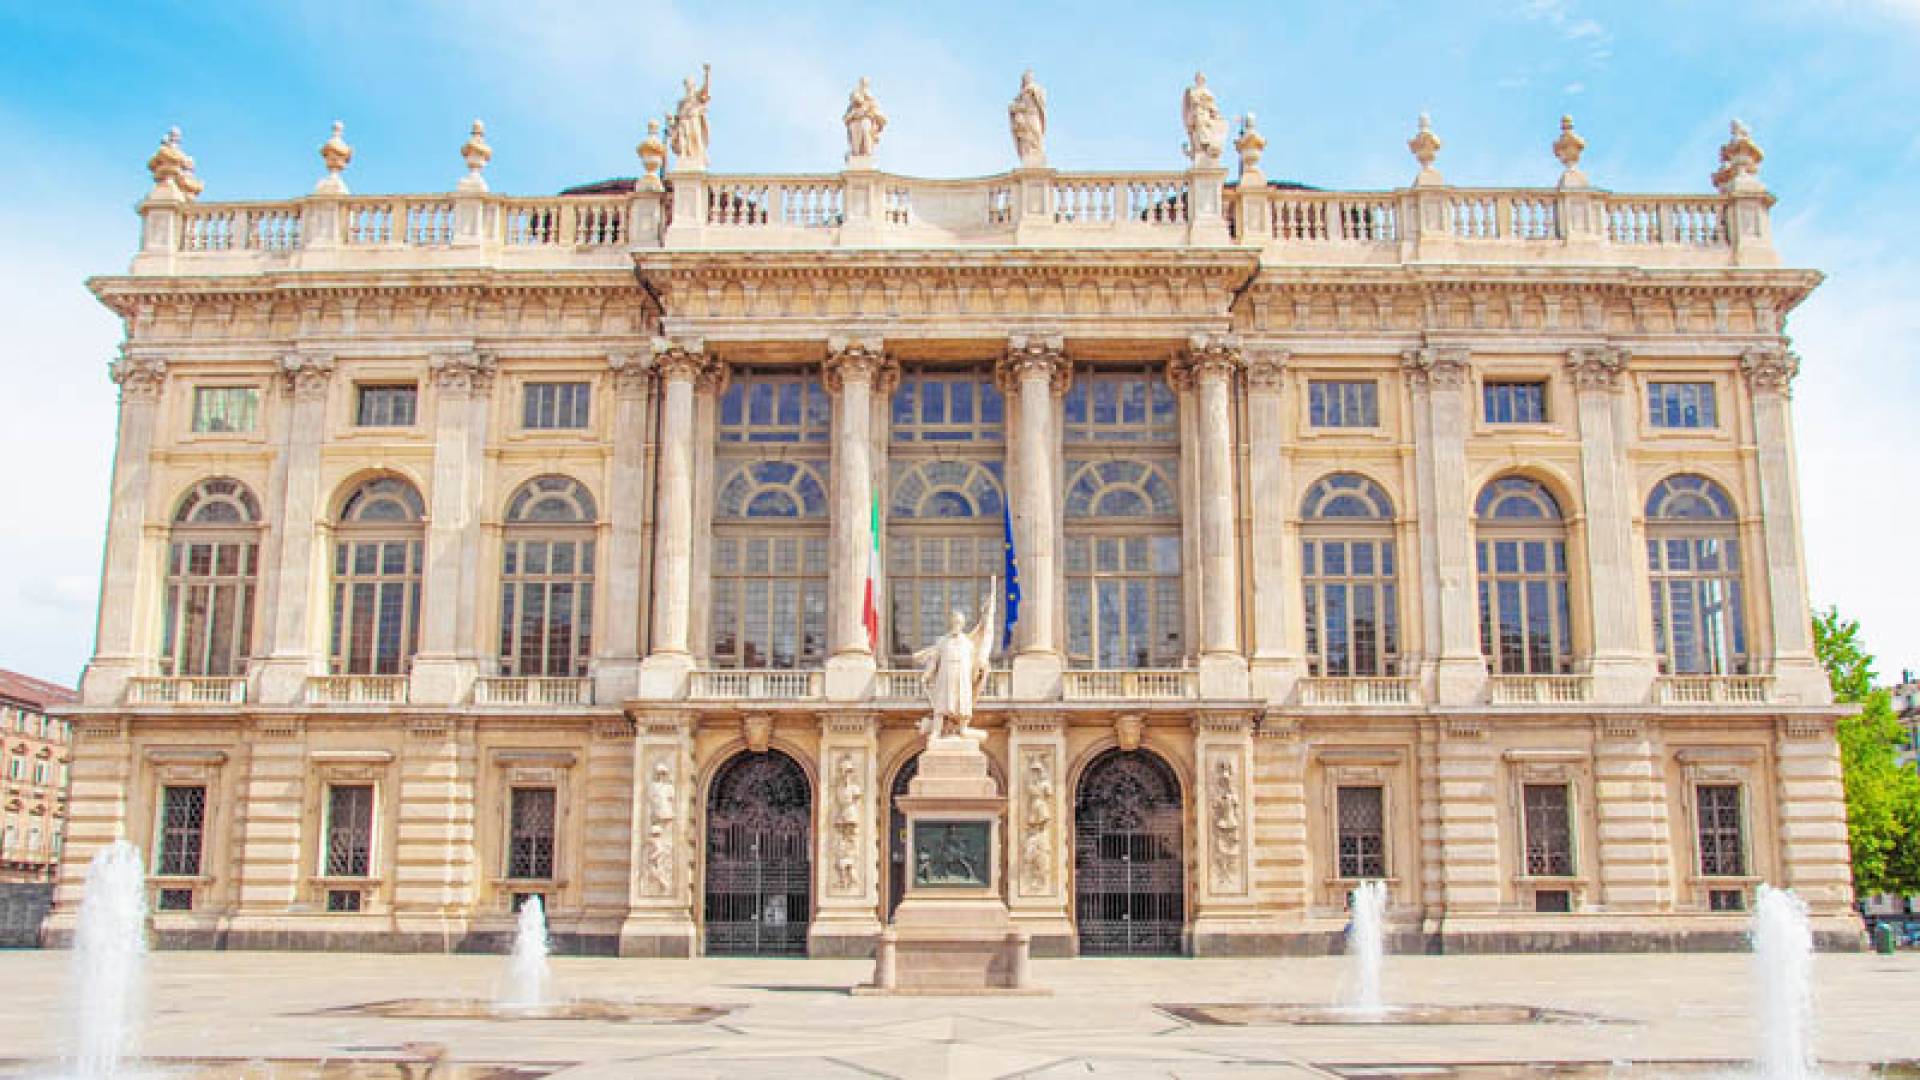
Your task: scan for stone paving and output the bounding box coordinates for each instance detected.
[0,949,1915,1078]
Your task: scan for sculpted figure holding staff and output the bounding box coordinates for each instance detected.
[913,578,997,744]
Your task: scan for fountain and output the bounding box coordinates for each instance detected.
[1347,880,1388,1016]
[497,895,553,1011]
[70,840,148,1080]
[1751,884,1816,1080]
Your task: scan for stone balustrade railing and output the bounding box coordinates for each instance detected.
[1297,676,1421,707]
[873,669,1011,702]
[1487,674,1595,705]
[132,165,1775,275]
[687,669,825,702]
[473,676,594,707]
[1061,669,1197,701]
[1654,675,1774,706]
[304,675,410,706]
[125,676,247,706]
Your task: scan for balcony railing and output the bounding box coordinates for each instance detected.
[1655,675,1774,706]
[473,677,592,707]
[687,669,824,701]
[125,676,247,706]
[305,675,409,705]
[1487,675,1594,705]
[874,669,1011,703]
[1060,669,1196,701]
[1297,677,1420,707]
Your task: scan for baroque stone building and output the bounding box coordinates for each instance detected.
[0,670,75,885]
[49,95,1857,955]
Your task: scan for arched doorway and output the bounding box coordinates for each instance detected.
[1073,748,1185,955]
[704,750,812,956]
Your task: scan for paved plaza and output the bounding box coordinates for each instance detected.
[0,949,1915,1077]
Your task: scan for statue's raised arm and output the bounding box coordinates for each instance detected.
[969,576,999,687]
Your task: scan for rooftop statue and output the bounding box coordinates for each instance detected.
[1008,69,1048,167]
[912,579,997,745]
[1182,71,1227,164]
[668,63,712,170]
[844,76,887,162]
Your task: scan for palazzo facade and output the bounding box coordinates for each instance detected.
[48,109,1859,955]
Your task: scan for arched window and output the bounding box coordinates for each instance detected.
[1474,476,1572,675]
[499,476,596,678]
[1063,458,1183,668]
[162,478,262,677]
[886,459,1005,662]
[1645,474,1747,674]
[330,476,426,676]
[1300,473,1401,677]
[709,460,829,669]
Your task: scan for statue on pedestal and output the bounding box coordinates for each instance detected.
[1181,72,1227,164]
[1008,70,1048,167]
[844,76,887,162]
[668,63,712,170]
[912,579,997,744]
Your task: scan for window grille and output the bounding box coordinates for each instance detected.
[508,787,557,880]
[157,785,206,876]
[325,785,374,877]
[1695,784,1746,877]
[1336,786,1386,879]
[1522,784,1574,876]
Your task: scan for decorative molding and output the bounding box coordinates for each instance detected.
[1177,331,1243,387]
[608,351,653,395]
[428,349,497,393]
[1242,346,1289,391]
[1597,715,1648,742]
[1780,715,1829,741]
[742,714,773,754]
[1441,716,1487,741]
[1018,747,1056,896]
[109,351,168,401]
[1113,714,1145,753]
[1565,345,1629,392]
[278,352,335,399]
[999,332,1071,396]
[1741,347,1799,397]
[1400,345,1470,388]
[822,336,892,394]
[1208,753,1245,893]
[828,751,864,896]
[642,753,678,896]
[651,336,708,382]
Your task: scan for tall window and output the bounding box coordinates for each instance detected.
[1648,382,1717,429]
[1522,784,1574,876]
[355,384,418,427]
[191,387,259,433]
[710,460,829,668]
[162,478,261,677]
[156,785,206,876]
[1646,474,1747,675]
[329,476,426,675]
[325,785,374,877]
[1475,476,1573,674]
[1483,380,1548,424]
[891,369,1005,442]
[522,382,591,430]
[1064,460,1183,668]
[1308,380,1379,428]
[499,476,596,677]
[1301,474,1401,677]
[508,787,557,880]
[1695,784,1746,877]
[887,460,1005,663]
[1336,786,1386,879]
[717,370,831,444]
[1062,366,1177,443]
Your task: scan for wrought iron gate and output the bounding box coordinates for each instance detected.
[887,755,919,919]
[1074,749,1185,955]
[704,751,812,956]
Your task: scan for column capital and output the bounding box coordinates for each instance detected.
[428,349,497,394]
[822,336,892,394]
[1565,344,1630,393]
[277,351,336,400]
[1243,346,1290,391]
[1741,347,1800,397]
[1174,332,1243,389]
[1400,345,1470,388]
[650,335,708,382]
[608,350,654,396]
[109,350,168,401]
[998,332,1070,395]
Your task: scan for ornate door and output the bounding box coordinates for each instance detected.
[704,750,812,956]
[1073,749,1185,955]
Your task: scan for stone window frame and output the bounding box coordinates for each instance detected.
[302,751,397,913]
[1305,378,1382,431]
[1633,368,1734,443]
[485,750,577,911]
[707,454,831,670]
[1314,747,1405,907]
[519,378,594,432]
[497,475,599,678]
[184,380,266,441]
[161,477,265,678]
[1643,473,1749,677]
[1299,472,1403,678]
[1470,362,1568,438]
[1473,475,1577,676]
[1676,747,1763,910]
[328,475,428,676]
[884,447,1008,666]
[1292,364,1398,445]
[142,748,230,914]
[1062,456,1185,670]
[1502,749,1590,910]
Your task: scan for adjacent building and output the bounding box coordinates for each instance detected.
[1893,670,1919,773]
[47,95,1858,955]
[1,670,75,884]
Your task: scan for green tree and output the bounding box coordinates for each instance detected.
[1813,607,1920,897]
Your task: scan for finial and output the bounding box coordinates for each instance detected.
[636,118,668,192]
[316,120,353,195]
[1408,113,1443,186]
[1713,118,1766,195]
[146,126,202,202]
[1553,114,1588,189]
[458,119,492,192]
[1234,112,1267,185]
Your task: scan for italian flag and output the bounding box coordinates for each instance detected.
[862,498,881,652]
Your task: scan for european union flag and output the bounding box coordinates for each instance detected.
[1001,513,1021,651]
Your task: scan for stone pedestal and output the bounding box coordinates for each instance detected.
[859,736,1044,994]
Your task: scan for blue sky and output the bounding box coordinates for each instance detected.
[1,0,1915,686]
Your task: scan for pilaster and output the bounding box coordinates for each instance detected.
[49,716,135,928]
[580,715,637,919]
[823,338,892,701]
[1743,349,1827,704]
[391,716,479,939]
[411,350,496,705]
[1179,334,1249,699]
[638,338,714,699]
[1242,350,1304,704]
[1402,347,1485,705]
[1005,713,1072,954]
[1591,715,1674,911]
[252,352,335,704]
[81,353,168,705]
[621,709,696,956]
[1250,714,1309,919]
[999,334,1070,699]
[1567,346,1657,703]
[1431,717,1500,918]
[1770,715,1853,915]
[1191,710,1257,954]
[810,712,882,956]
[232,716,306,914]
[592,352,654,703]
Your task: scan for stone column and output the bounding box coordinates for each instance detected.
[638,339,709,699]
[1243,349,1302,704]
[411,350,496,705]
[1006,713,1072,954]
[1402,347,1485,705]
[823,338,891,701]
[999,334,1069,699]
[80,354,169,705]
[1567,346,1657,703]
[1182,335,1249,698]
[593,352,654,703]
[620,709,696,956]
[1742,349,1828,705]
[1591,716,1673,912]
[1191,710,1258,955]
[253,353,335,704]
[811,712,882,955]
